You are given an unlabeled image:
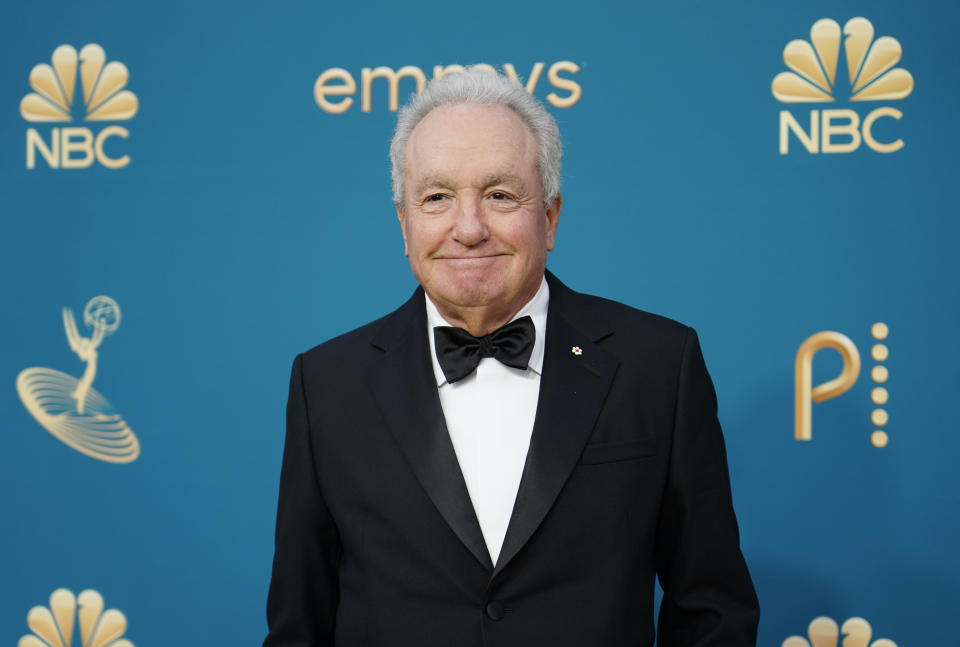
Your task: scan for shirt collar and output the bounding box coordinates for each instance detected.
[425,276,550,387]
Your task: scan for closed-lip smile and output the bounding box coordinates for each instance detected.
[437,254,507,260]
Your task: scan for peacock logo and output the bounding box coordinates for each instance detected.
[783,616,897,647]
[18,588,134,647]
[772,17,913,103]
[772,18,913,154]
[20,44,138,122]
[794,322,891,449]
[21,44,138,169]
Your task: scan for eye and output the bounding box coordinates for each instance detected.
[489,191,509,200]
[426,193,446,202]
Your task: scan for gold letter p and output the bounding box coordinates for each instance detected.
[794,332,861,441]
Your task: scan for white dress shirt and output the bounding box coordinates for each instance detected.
[425,277,549,565]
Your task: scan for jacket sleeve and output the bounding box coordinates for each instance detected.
[654,328,760,646]
[263,354,341,646]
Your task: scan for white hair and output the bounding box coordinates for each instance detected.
[390,66,562,207]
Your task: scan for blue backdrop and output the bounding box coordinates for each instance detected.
[2,1,958,644]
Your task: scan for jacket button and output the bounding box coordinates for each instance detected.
[485,601,505,621]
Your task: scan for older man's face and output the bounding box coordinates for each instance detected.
[397,102,560,333]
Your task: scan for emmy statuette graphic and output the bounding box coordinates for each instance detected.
[16,296,140,463]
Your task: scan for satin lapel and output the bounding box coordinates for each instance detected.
[494,307,619,577]
[366,294,493,572]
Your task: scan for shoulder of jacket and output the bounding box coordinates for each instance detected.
[297,306,401,371]
[559,284,692,346]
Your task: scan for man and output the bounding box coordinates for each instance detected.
[264,67,759,646]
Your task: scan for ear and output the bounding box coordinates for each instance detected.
[544,194,561,251]
[395,203,409,256]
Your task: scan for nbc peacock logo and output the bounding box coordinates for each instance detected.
[20,44,138,169]
[783,616,897,647]
[772,18,913,154]
[18,588,134,647]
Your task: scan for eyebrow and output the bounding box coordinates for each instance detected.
[414,176,456,197]
[479,173,526,191]
[414,173,528,197]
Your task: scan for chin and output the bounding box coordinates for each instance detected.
[436,276,508,309]
[443,287,502,309]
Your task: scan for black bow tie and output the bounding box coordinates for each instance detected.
[433,316,535,384]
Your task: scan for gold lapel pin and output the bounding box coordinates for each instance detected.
[571,346,583,356]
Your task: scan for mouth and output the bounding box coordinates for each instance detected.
[436,254,508,261]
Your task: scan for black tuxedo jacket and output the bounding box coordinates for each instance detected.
[264,272,759,646]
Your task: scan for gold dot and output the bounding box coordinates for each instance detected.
[871,409,888,426]
[871,322,889,340]
[871,387,889,405]
[871,344,889,361]
[871,430,889,448]
[871,365,889,383]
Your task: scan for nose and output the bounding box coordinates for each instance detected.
[451,193,488,246]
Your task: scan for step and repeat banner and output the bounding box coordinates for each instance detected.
[2,1,957,645]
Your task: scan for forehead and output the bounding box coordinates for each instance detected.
[404,103,538,181]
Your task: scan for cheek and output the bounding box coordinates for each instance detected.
[406,220,445,256]
[508,219,549,256]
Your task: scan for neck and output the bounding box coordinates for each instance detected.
[434,304,516,337]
